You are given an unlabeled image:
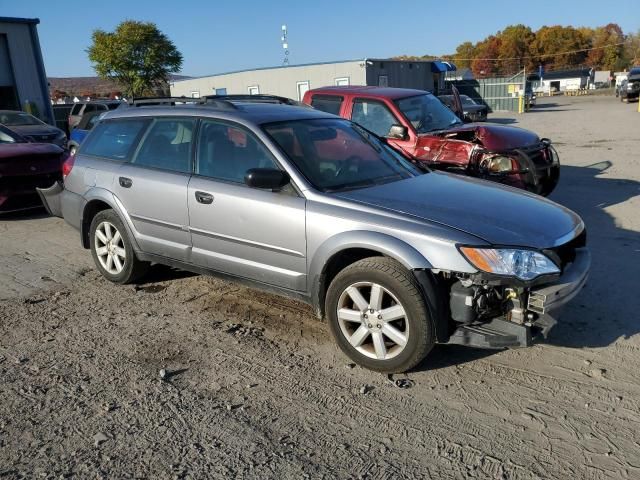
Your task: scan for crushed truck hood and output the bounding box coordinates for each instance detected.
[420,123,540,151]
[334,172,582,249]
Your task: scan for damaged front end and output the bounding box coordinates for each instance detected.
[412,126,561,196]
[439,231,589,349]
[476,140,560,196]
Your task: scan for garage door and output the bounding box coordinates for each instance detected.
[0,35,19,110]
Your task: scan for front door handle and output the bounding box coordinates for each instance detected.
[119,177,133,188]
[195,191,214,205]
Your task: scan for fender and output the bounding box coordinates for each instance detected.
[309,230,432,317]
[81,188,141,252]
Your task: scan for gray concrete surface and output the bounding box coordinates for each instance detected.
[1,94,639,479]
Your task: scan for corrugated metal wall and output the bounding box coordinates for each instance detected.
[449,73,526,112]
[170,61,366,100]
[0,20,53,124]
[365,60,435,91]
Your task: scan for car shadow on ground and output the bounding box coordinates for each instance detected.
[546,161,640,348]
[486,117,518,125]
[0,207,49,221]
[413,160,640,371]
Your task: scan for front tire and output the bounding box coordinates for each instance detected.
[89,209,149,284]
[325,257,434,373]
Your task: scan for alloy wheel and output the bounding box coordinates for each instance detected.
[94,221,126,275]
[336,282,409,360]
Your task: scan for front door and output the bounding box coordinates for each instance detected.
[348,97,415,156]
[188,119,307,291]
[114,117,195,261]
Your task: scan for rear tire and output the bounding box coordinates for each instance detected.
[325,257,434,373]
[89,209,149,284]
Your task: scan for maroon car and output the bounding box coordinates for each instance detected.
[0,124,67,213]
[303,86,560,196]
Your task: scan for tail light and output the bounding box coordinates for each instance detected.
[62,152,75,179]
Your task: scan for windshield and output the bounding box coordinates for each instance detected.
[460,95,476,105]
[395,94,462,134]
[264,118,421,192]
[0,125,23,143]
[0,111,43,126]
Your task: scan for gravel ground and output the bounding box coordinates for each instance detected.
[1,94,639,479]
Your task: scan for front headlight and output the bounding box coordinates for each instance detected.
[460,247,560,280]
[482,155,517,173]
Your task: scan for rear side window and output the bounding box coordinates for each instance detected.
[310,95,343,115]
[107,103,120,110]
[81,119,149,161]
[131,118,195,173]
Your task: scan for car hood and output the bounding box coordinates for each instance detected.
[422,123,540,150]
[462,104,486,113]
[8,124,61,136]
[334,172,582,248]
[0,142,63,160]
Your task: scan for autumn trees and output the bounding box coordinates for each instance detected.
[396,23,637,78]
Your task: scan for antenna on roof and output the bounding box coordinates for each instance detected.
[281,24,289,66]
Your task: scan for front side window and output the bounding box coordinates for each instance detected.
[395,94,463,134]
[264,118,419,192]
[351,99,398,137]
[81,119,149,161]
[310,95,343,115]
[131,118,195,173]
[197,119,278,183]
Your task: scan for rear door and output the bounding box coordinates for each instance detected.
[113,117,195,261]
[187,119,306,291]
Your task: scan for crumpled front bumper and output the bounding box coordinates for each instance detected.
[528,247,591,322]
[447,248,590,349]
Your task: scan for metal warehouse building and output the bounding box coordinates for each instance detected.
[0,17,53,124]
[170,59,455,100]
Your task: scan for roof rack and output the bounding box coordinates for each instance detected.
[123,96,236,110]
[204,94,309,107]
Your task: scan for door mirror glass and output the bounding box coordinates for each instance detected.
[387,124,408,140]
[244,168,290,190]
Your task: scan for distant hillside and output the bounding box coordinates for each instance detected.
[48,74,193,97]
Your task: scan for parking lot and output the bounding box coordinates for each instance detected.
[1,94,639,479]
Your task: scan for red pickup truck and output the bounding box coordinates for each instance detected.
[303,86,560,196]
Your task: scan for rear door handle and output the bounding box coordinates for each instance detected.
[195,191,214,205]
[119,177,133,188]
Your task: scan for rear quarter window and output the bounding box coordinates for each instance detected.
[310,95,343,115]
[81,119,149,161]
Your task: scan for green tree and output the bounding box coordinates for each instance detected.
[623,30,640,68]
[530,26,590,70]
[453,41,476,69]
[587,23,625,70]
[471,36,501,77]
[497,24,536,73]
[87,20,183,98]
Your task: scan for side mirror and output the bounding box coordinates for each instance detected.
[386,124,408,140]
[244,168,290,190]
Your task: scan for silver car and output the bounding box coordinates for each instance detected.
[38,96,590,373]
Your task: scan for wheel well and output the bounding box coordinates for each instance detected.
[81,200,111,248]
[317,248,385,318]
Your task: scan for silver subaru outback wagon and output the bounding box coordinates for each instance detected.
[38,96,590,373]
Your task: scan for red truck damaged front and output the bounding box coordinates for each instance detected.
[303,86,560,196]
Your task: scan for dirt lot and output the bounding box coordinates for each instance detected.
[1,94,639,479]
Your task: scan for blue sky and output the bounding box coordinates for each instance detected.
[3,0,639,77]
